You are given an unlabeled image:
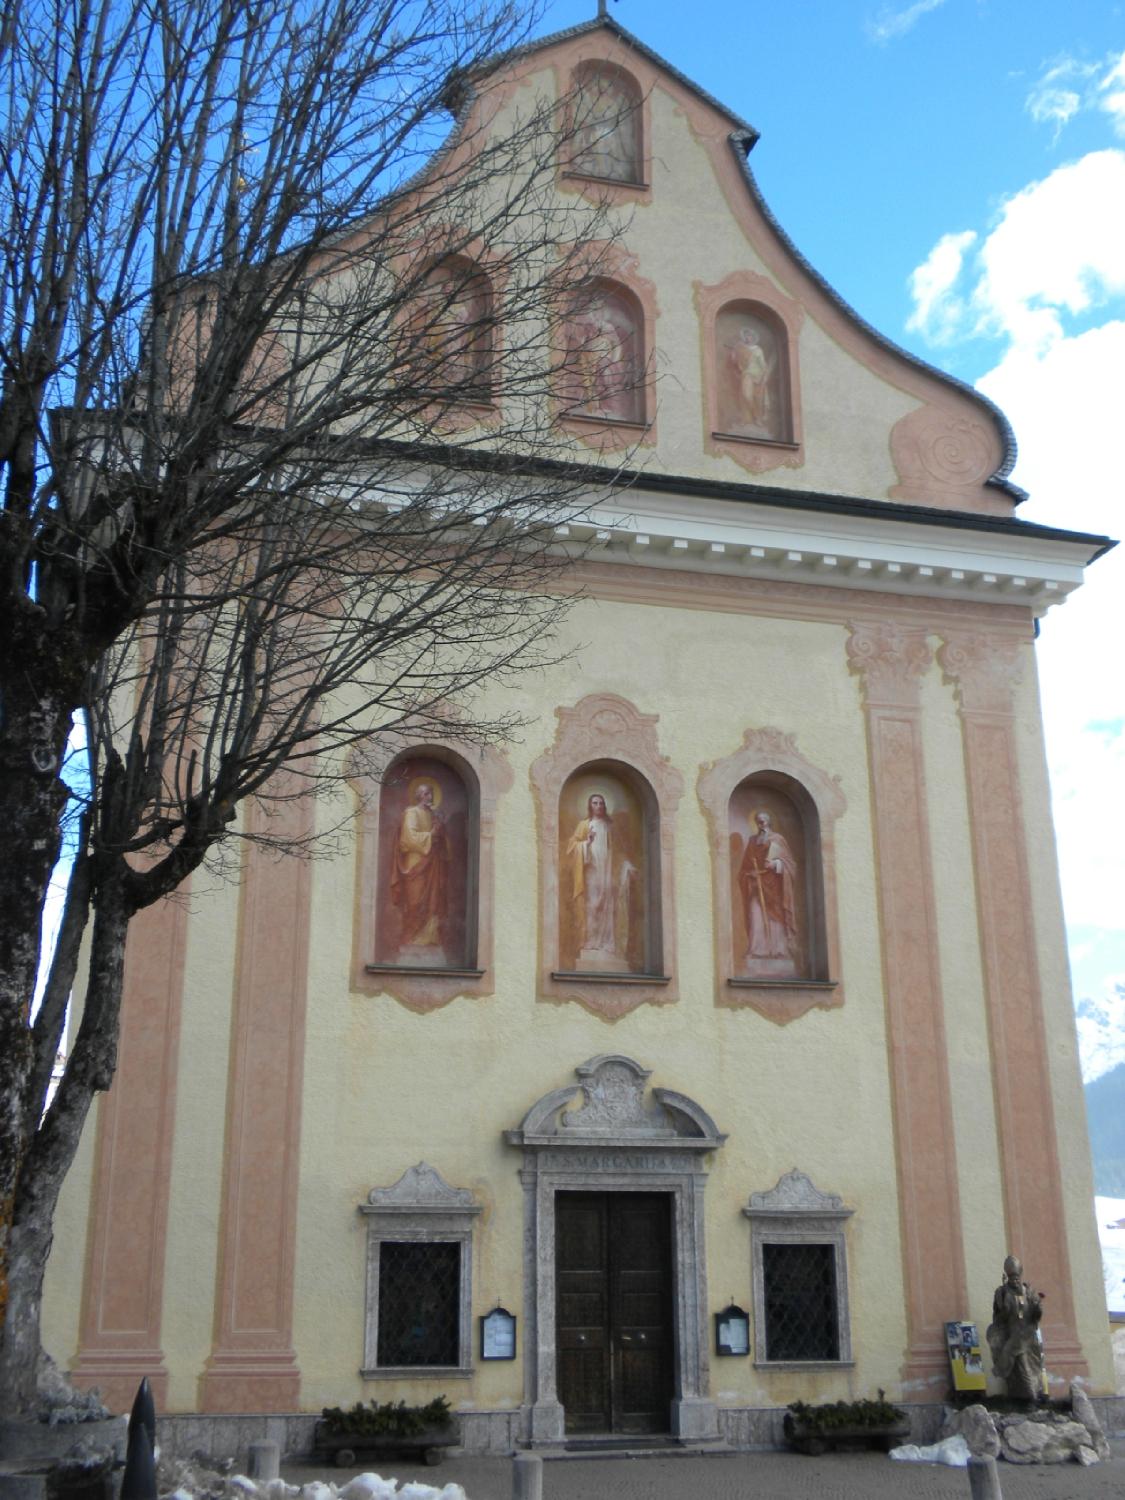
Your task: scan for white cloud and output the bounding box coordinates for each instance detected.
[1099,53,1125,138]
[1026,50,1125,139]
[972,151,1125,353]
[907,150,1125,356]
[905,230,976,343]
[907,139,1125,963]
[868,0,946,44]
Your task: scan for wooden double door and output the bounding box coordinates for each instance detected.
[555,1192,674,1435]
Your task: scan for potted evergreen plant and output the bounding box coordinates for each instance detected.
[315,1396,457,1467]
[784,1394,910,1455]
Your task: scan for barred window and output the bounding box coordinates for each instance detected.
[377,1241,461,1367]
[360,1163,480,1378]
[743,1170,853,1368]
[762,1242,839,1362]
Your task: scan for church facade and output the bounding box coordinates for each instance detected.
[43,16,1116,1449]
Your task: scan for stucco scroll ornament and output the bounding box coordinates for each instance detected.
[889,407,1002,511]
[937,632,1023,717]
[845,621,932,707]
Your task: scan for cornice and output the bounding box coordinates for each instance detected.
[556,485,1101,615]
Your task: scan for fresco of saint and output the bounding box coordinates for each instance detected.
[558,773,648,973]
[716,308,784,440]
[572,69,641,183]
[376,759,469,968]
[566,289,643,423]
[728,788,808,980]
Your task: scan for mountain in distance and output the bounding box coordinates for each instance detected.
[1075,982,1125,1085]
[1085,1059,1125,1198]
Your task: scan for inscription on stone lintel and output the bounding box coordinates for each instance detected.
[552,1150,682,1173]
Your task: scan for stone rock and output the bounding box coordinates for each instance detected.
[1075,1445,1099,1466]
[940,1404,1000,1458]
[1069,1381,1111,1460]
[997,1416,1094,1465]
[35,1356,109,1426]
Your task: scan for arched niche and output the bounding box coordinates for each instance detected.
[349,732,512,1012]
[530,694,683,1020]
[562,281,645,426]
[375,749,478,970]
[729,772,823,982]
[569,63,643,185]
[697,728,845,1024]
[714,300,791,443]
[557,759,659,977]
[694,271,805,475]
[415,256,494,402]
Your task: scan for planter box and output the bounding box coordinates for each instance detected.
[783,1413,910,1456]
[313,1422,458,1468]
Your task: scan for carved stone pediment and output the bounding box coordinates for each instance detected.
[744,1168,852,1220]
[361,1161,480,1216]
[505,1055,725,1150]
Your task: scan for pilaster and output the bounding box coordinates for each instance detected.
[938,630,1086,1382]
[199,779,312,1410]
[847,620,968,1395]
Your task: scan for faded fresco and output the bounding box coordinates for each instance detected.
[728,784,808,978]
[559,768,646,973]
[564,286,644,423]
[376,756,470,967]
[715,304,786,441]
[417,261,492,397]
[571,66,641,182]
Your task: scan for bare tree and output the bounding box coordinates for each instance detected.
[0,0,635,1416]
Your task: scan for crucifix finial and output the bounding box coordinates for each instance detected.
[597,0,614,17]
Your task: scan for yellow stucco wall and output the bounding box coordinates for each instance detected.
[38,26,1111,1424]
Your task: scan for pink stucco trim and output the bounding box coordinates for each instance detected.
[70,892,189,1410]
[199,780,312,1411]
[847,621,969,1397]
[938,632,1087,1384]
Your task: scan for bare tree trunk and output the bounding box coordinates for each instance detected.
[0,871,130,1417]
[0,681,73,1413]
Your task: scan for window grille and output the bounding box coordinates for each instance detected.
[377,1240,461,1367]
[763,1242,839,1361]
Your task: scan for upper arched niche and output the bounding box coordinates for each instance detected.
[561,280,646,426]
[714,300,792,444]
[569,62,643,184]
[413,256,494,402]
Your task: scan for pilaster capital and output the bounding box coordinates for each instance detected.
[845,621,932,707]
[937,631,1022,716]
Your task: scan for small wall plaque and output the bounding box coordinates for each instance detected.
[480,1306,517,1361]
[715,1304,750,1356]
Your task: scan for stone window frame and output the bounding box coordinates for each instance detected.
[348,731,512,1013]
[694,269,805,476]
[504,1054,727,1445]
[530,694,683,1020]
[697,727,845,1024]
[743,1170,854,1371]
[560,59,651,203]
[359,1163,481,1380]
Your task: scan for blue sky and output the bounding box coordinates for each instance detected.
[534,0,1125,1072]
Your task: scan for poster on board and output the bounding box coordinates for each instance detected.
[945,1320,987,1392]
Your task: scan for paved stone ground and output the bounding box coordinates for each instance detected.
[283,1438,1125,1500]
